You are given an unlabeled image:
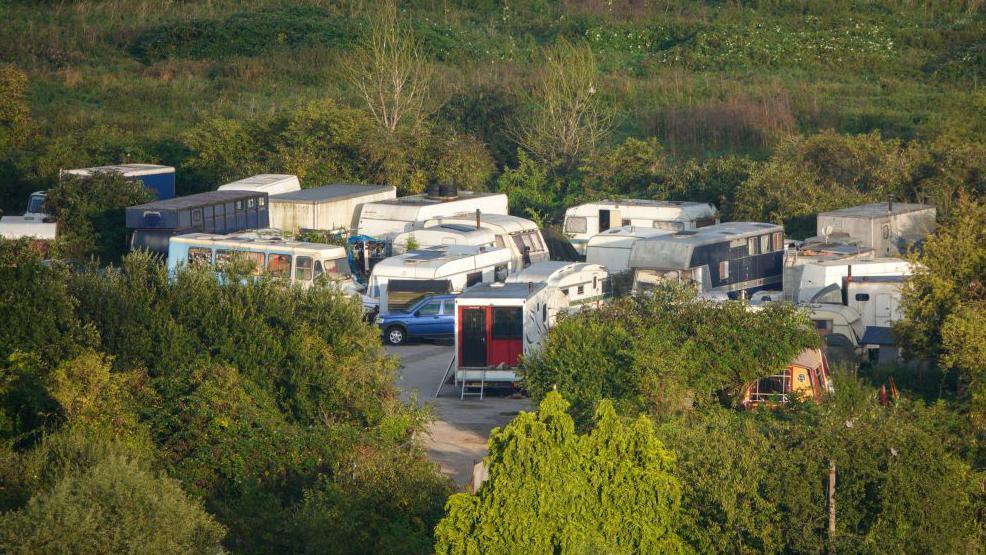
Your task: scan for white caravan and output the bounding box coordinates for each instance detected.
[367,245,512,313]
[356,190,508,240]
[782,238,874,301]
[816,201,936,257]
[563,200,719,255]
[585,226,675,273]
[391,224,497,255]
[218,174,301,196]
[422,213,549,269]
[795,258,913,304]
[269,184,396,234]
[507,261,610,309]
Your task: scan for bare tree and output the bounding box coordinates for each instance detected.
[344,1,434,133]
[517,38,615,166]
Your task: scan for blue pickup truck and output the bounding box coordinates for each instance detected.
[377,294,457,345]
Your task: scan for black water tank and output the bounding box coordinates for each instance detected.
[438,183,458,198]
[425,182,441,199]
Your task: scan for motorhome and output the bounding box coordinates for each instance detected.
[507,261,610,309]
[563,200,719,256]
[421,213,549,269]
[367,245,512,313]
[391,224,497,255]
[218,174,301,196]
[126,190,269,255]
[629,222,785,299]
[269,183,396,235]
[741,348,833,409]
[62,164,176,200]
[454,282,569,395]
[585,226,675,273]
[816,201,936,257]
[356,187,508,240]
[795,258,913,304]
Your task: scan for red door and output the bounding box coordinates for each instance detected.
[489,306,523,367]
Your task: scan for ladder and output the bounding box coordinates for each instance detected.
[460,369,487,400]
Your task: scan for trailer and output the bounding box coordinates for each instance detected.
[356,188,508,240]
[782,238,874,301]
[796,258,913,305]
[585,226,675,273]
[454,282,569,394]
[0,216,57,240]
[269,183,396,235]
[126,190,269,255]
[563,200,719,256]
[422,212,549,269]
[367,245,513,314]
[62,164,176,200]
[218,174,301,196]
[816,201,936,257]
[507,261,610,309]
[391,224,498,254]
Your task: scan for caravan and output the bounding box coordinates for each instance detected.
[422,213,549,269]
[356,188,508,240]
[268,183,396,235]
[585,226,675,273]
[507,261,610,309]
[391,224,498,255]
[563,200,718,255]
[816,202,936,257]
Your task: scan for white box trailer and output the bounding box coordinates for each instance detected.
[563,200,719,256]
[367,245,513,313]
[454,282,569,386]
[422,213,549,270]
[269,184,396,235]
[507,261,610,309]
[816,202,936,257]
[356,190,508,240]
[391,224,497,254]
[585,226,675,273]
[218,174,301,196]
[796,258,913,304]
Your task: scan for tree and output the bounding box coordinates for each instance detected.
[0,65,30,151]
[345,1,434,133]
[517,38,614,167]
[434,391,685,554]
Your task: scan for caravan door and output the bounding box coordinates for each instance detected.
[875,292,897,327]
[598,209,620,233]
[459,307,488,368]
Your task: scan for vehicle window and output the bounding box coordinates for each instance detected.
[564,217,587,234]
[760,234,770,253]
[492,307,522,339]
[622,219,631,226]
[495,236,506,249]
[466,271,482,287]
[258,196,266,207]
[313,260,324,279]
[542,304,547,323]
[215,250,265,274]
[324,258,350,279]
[295,256,314,281]
[748,237,759,256]
[815,319,833,331]
[577,285,584,295]
[772,232,783,251]
[417,301,441,317]
[855,293,870,302]
[187,247,212,265]
[235,200,243,210]
[719,260,729,279]
[191,209,202,226]
[247,198,255,209]
[267,253,291,278]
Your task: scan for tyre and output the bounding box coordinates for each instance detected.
[385,326,407,345]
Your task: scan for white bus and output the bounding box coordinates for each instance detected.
[563,200,719,255]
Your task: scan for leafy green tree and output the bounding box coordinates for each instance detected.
[579,137,669,197]
[181,117,265,187]
[434,391,685,554]
[0,64,30,152]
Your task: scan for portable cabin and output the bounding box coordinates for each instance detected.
[796,258,913,305]
[367,245,513,313]
[563,200,719,255]
[454,282,569,387]
[741,348,833,409]
[218,174,301,196]
[782,238,874,301]
[269,183,396,235]
[507,261,610,309]
[816,202,936,257]
[585,226,675,273]
[421,213,549,269]
[356,188,508,240]
[126,190,269,255]
[391,224,497,255]
[629,222,785,299]
[62,164,176,201]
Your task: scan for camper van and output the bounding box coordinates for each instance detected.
[454,282,569,394]
[816,202,936,257]
[356,188,508,240]
[741,348,833,409]
[218,174,301,196]
[585,226,675,273]
[563,200,719,256]
[268,183,397,235]
[629,222,785,299]
[422,213,549,269]
[507,261,610,309]
[391,225,497,255]
[367,245,512,314]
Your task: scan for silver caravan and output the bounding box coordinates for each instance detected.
[585,226,675,273]
[391,225,497,254]
[563,200,718,255]
[816,202,936,257]
[356,189,508,240]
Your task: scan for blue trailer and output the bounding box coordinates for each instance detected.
[62,164,176,200]
[126,190,269,255]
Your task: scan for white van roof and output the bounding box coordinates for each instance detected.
[371,245,512,279]
[507,261,607,285]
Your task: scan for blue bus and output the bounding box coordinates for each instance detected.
[629,221,785,299]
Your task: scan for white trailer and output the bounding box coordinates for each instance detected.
[367,245,512,313]
[218,174,301,196]
[422,213,549,269]
[816,201,936,257]
[585,226,675,273]
[782,239,874,301]
[845,275,908,329]
[0,216,57,240]
[563,200,719,255]
[795,258,913,304]
[507,261,610,309]
[454,282,569,389]
[356,190,508,240]
[391,224,497,254]
[269,184,396,235]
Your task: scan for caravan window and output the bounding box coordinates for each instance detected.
[492,307,522,339]
[466,271,482,287]
[760,235,770,253]
[247,198,255,209]
[191,209,203,226]
[267,253,291,278]
[295,256,314,281]
[216,250,265,275]
[593,276,598,290]
[772,232,783,251]
[565,217,587,234]
[495,236,506,249]
[313,260,324,280]
[187,247,212,265]
[748,237,760,256]
[577,285,584,295]
[719,260,730,279]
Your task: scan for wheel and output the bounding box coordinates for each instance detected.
[385,326,406,345]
